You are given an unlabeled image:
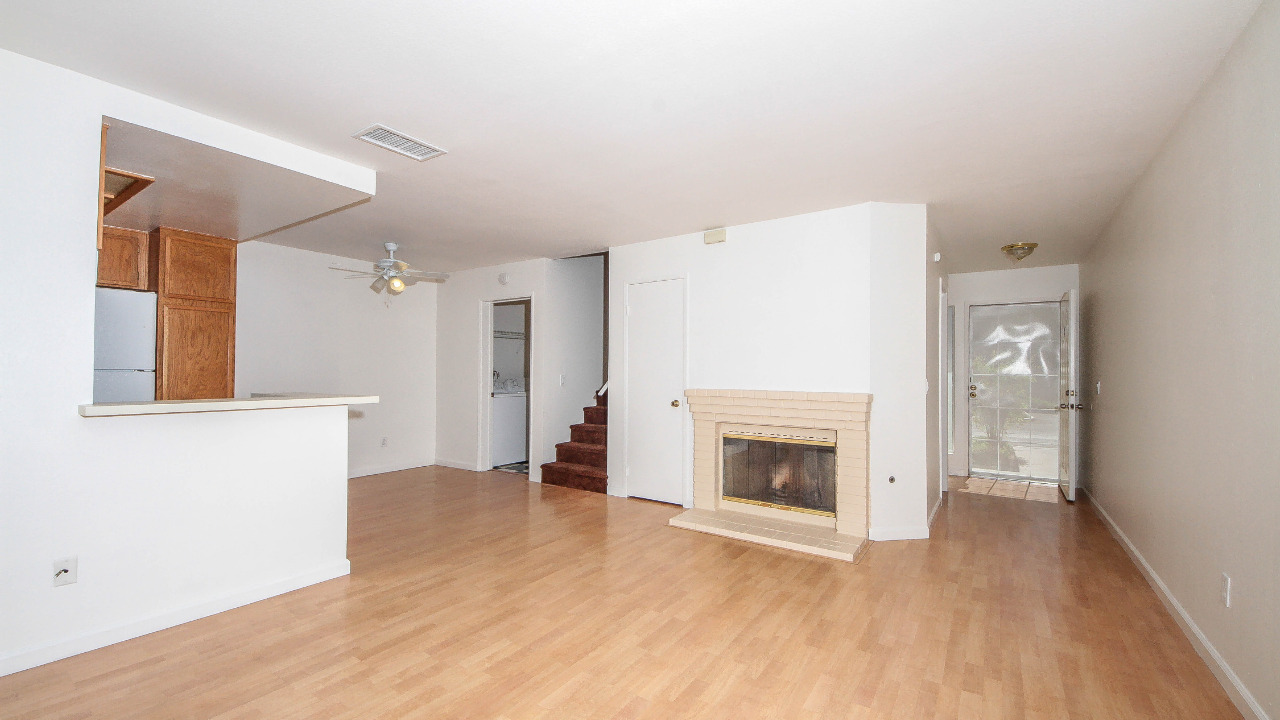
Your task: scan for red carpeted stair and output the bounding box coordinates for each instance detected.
[540,392,607,494]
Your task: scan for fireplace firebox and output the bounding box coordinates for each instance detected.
[721,434,836,516]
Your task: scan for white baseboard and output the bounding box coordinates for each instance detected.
[433,458,482,472]
[928,493,944,528]
[0,560,351,678]
[348,461,433,478]
[868,524,930,541]
[1085,489,1268,720]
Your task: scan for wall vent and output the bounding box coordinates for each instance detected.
[352,124,447,162]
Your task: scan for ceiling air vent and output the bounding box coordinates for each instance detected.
[352,124,447,162]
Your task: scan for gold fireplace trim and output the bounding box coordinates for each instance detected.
[722,496,837,517]
[721,433,836,448]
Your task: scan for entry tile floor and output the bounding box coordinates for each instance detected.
[950,475,1061,503]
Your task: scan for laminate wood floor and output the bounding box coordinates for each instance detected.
[0,466,1240,719]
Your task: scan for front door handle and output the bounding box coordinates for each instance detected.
[671,400,681,407]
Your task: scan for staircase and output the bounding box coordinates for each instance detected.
[540,392,607,494]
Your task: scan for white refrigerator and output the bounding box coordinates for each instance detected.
[93,287,157,403]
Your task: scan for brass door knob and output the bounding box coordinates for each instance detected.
[671,400,681,407]
[1060,403,1069,409]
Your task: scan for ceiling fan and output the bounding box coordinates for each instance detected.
[330,242,449,298]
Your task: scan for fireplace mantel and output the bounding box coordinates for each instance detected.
[670,389,872,561]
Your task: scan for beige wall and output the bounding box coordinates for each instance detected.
[1081,1,1279,717]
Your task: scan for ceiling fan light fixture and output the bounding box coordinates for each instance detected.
[1001,242,1038,261]
[388,276,406,294]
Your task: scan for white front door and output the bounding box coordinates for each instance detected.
[1058,289,1081,501]
[625,279,686,505]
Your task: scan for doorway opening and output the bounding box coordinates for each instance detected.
[490,299,530,473]
[966,301,1063,484]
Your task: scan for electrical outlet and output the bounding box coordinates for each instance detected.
[1221,573,1232,608]
[381,437,389,448]
[53,557,78,587]
[560,373,566,386]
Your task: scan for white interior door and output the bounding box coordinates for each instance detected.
[1058,289,1081,501]
[625,279,686,504]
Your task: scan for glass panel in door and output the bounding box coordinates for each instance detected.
[968,302,1062,481]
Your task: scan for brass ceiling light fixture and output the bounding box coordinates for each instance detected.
[1001,242,1038,261]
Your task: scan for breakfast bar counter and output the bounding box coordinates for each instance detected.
[78,393,378,417]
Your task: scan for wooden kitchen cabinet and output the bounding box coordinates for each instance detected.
[151,227,237,400]
[158,303,235,400]
[97,225,151,290]
[150,227,237,303]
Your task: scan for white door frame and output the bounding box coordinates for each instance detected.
[964,298,1068,482]
[938,282,950,495]
[1059,289,1080,501]
[478,295,533,472]
[620,277,691,507]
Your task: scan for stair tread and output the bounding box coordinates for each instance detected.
[540,461,607,478]
[556,441,605,451]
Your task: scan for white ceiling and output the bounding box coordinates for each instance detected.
[104,118,370,241]
[0,0,1261,272]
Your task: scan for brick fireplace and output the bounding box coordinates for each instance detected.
[669,389,871,561]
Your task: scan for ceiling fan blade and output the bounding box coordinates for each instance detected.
[393,260,409,272]
[401,275,448,286]
[369,277,387,294]
[344,273,381,279]
[403,270,450,280]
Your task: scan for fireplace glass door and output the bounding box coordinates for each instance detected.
[721,435,836,515]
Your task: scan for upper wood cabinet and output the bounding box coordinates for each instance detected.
[97,225,151,290]
[151,227,238,401]
[150,227,237,303]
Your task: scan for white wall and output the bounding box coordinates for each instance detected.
[236,241,438,478]
[1081,1,1280,716]
[0,50,370,675]
[435,259,549,473]
[945,264,1080,476]
[434,255,606,477]
[867,204,932,540]
[607,203,932,538]
[925,220,950,525]
[543,256,605,449]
